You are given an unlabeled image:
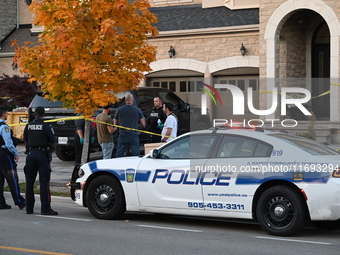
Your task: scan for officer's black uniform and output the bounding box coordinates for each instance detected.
[24,107,57,215]
[147,107,166,143]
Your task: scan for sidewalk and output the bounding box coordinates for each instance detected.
[15,143,103,193]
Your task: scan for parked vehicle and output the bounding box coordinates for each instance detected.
[28,88,210,161]
[69,128,340,236]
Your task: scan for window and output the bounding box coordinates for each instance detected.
[161,82,167,89]
[269,134,339,155]
[180,81,187,92]
[158,91,182,111]
[217,135,272,158]
[136,90,154,112]
[159,135,217,159]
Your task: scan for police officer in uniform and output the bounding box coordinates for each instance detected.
[147,96,167,143]
[0,106,25,210]
[24,106,58,215]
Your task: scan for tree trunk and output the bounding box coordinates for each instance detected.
[81,120,91,165]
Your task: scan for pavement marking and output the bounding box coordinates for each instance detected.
[0,246,74,255]
[255,236,333,245]
[37,215,92,221]
[137,224,203,232]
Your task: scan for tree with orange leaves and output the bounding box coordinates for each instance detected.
[13,0,158,117]
[13,0,158,164]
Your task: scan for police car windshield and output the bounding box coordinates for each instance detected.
[268,133,339,155]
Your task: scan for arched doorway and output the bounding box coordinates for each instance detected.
[264,0,340,122]
[275,9,330,120]
[311,22,330,120]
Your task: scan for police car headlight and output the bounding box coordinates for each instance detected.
[78,168,85,178]
[332,168,340,178]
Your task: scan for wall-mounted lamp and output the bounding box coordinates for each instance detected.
[26,0,32,5]
[12,62,17,70]
[240,43,246,57]
[168,46,176,58]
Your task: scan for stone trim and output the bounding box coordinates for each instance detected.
[149,58,206,74]
[208,56,259,74]
[148,56,259,77]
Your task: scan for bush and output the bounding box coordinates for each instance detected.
[0,74,38,110]
[296,113,316,140]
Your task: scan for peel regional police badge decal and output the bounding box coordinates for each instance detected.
[126,168,135,183]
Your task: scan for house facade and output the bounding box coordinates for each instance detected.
[1,0,340,143]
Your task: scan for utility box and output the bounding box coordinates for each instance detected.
[144,142,164,155]
[6,111,28,140]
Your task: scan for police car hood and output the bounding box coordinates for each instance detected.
[83,156,144,174]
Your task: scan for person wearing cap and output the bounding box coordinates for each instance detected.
[96,105,117,159]
[23,106,58,215]
[0,105,25,210]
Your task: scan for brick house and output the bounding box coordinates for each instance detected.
[1,0,340,143]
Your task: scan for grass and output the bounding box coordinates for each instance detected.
[4,182,69,197]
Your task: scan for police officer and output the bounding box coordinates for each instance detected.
[147,96,167,143]
[24,106,58,215]
[0,106,25,210]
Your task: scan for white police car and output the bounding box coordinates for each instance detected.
[69,128,340,236]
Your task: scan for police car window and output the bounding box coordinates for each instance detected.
[269,133,339,155]
[217,136,272,158]
[160,137,190,159]
[189,135,216,158]
[159,135,216,159]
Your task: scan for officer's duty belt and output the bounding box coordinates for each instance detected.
[28,146,48,151]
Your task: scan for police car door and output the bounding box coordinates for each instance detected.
[202,134,272,215]
[137,134,217,210]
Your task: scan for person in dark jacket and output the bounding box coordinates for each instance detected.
[147,96,167,143]
[24,106,57,215]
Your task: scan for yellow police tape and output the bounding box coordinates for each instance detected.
[259,82,340,98]
[9,115,172,139]
[9,83,340,138]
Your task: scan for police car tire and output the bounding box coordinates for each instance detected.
[86,176,126,220]
[256,185,307,236]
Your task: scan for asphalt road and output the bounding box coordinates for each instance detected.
[1,193,339,255]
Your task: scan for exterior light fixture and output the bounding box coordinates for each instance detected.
[240,43,246,57]
[168,46,176,58]
[26,0,32,5]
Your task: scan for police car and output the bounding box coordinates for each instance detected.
[69,128,340,236]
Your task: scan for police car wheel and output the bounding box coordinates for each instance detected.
[256,185,307,236]
[86,176,126,220]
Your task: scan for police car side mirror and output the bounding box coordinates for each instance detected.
[152,149,160,158]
